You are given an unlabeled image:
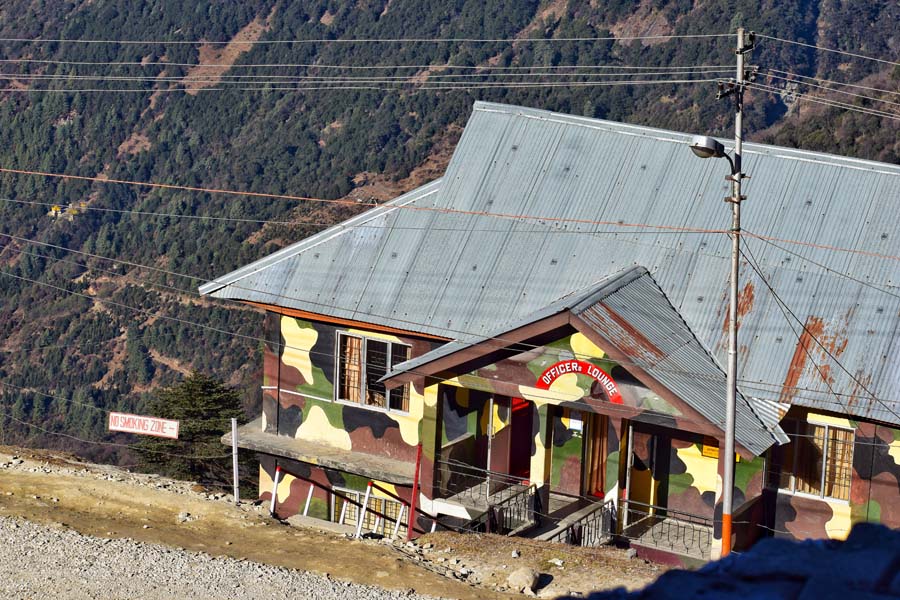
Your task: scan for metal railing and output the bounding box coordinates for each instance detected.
[618,499,713,558]
[435,457,529,506]
[464,483,538,535]
[547,498,615,547]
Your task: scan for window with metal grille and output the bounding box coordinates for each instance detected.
[336,333,411,412]
[773,420,853,501]
[331,488,406,537]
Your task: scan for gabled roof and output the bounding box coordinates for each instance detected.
[201,102,900,426]
[384,266,787,456]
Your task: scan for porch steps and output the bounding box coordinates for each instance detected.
[534,498,607,542]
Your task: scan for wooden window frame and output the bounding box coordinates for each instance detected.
[335,332,411,414]
[776,419,854,502]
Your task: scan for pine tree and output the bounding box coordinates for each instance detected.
[137,372,244,485]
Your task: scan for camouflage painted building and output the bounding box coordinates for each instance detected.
[201,102,900,563]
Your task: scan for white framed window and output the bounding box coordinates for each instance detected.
[336,332,411,412]
[331,487,406,537]
[775,419,853,501]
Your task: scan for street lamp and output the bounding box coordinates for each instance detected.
[688,29,751,559]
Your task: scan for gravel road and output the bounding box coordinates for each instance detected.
[0,516,440,600]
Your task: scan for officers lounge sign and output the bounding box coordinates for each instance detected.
[535,359,623,404]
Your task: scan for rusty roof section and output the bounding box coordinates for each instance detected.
[385,266,787,456]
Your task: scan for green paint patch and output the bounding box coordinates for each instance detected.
[550,433,583,488]
[639,395,681,416]
[734,455,764,492]
[294,364,335,400]
[605,450,619,494]
[667,472,695,497]
[852,499,881,523]
[306,497,330,520]
[301,397,345,429]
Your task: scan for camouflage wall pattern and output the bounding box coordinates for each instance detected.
[768,407,900,542]
[254,313,900,557]
[262,312,437,464]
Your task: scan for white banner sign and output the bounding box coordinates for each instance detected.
[108,412,180,439]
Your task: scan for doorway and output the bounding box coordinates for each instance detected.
[582,413,608,497]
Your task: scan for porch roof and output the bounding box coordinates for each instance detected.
[384,266,788,457]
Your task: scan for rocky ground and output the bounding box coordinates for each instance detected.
[0,446,662,599]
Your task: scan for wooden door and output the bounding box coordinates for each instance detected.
[583,413,607,497]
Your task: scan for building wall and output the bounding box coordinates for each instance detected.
[258,454,413,523]
[771,409,900,541]
[262,312,437,463]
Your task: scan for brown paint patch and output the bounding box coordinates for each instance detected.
[779,316,825,403]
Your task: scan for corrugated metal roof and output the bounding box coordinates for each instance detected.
[202,101,900,426]
[385,266,787,456]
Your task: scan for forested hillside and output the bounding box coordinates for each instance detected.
[0,0,896,464]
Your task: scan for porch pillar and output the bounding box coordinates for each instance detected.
[529,403,555,518]
[417,383,443,502]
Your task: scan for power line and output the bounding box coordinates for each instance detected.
[756,33,900,68]
[0,67,733,83]
[0,57,735,70]
[745,231,900,300]
[0,76,723,93]
[748,82,900,121]
[0,409,232,460]
[763,72,900,109]
[740,240,900,424]
[0,166,735,236]
[5,224,900,410]
[764,68,900,98]
[4,238,898,432]
[0,33,733,45]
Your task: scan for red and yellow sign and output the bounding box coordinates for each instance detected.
[536,360,623,404]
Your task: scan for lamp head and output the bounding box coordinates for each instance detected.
[689,135,726,159]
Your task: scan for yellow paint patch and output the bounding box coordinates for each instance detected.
[628,467,659,507]
[518,375,584,406]
[825,501,852,540]
[280,317,318,383]
[347,328,402,343]
[571,332,606,359]
[889,439,900,466]
[394,383,433,446]
[676,444,719,495]
[372,481,398,499]
[259,464,272,493]
[277,472,297,503]
[296,405,352,450]
[480,398,510,435]
[806,412,854,429]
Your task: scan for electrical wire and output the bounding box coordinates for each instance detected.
[5,228,900,413]
[740,239,900,424]
[763,72,900,109]
[0,33,734,45]
[748,82,900,121]
[756,33,900,68]
[764,68,900,98]
[0,57,736,70]
[0,76,723,93]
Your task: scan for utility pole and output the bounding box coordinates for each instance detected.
[720,26,754,558]
[691,27,756,558]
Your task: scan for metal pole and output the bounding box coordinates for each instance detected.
[269,464,282,516]
[231,418,240,505]
[356,481,373,538]
[406,443,423,541]
[721,26,746,558]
